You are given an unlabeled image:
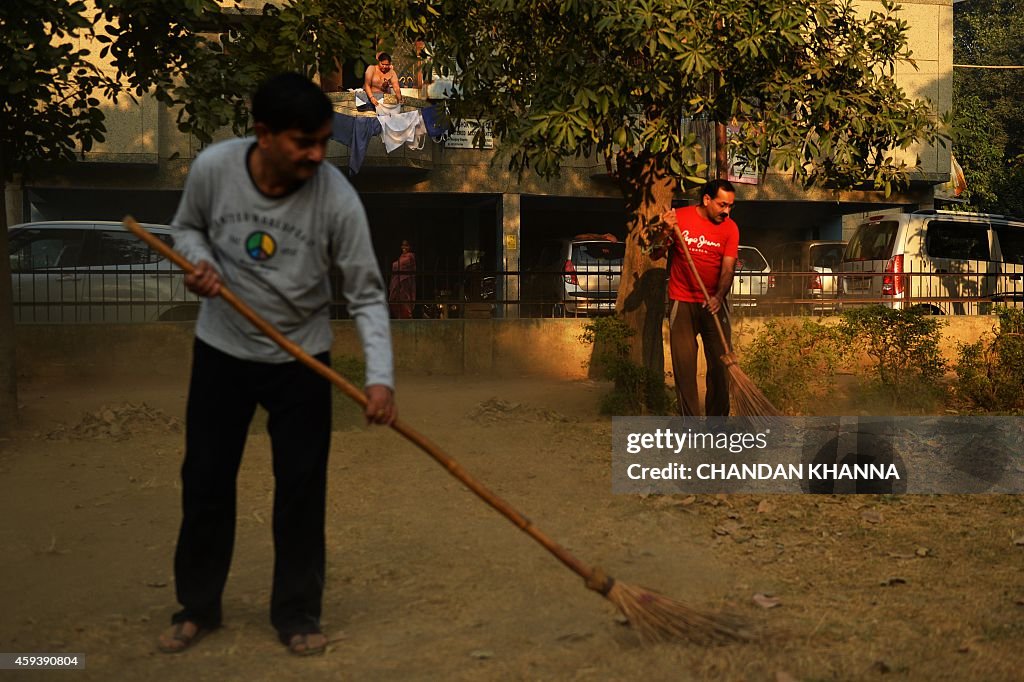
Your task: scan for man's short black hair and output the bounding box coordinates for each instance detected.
[251,73,333,133]
[701,179,736,200]
[378,52,392,63]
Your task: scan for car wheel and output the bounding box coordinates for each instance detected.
[910,304,944,316]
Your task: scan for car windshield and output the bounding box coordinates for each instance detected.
[572,242,625,265]
[8,228,82,271]
[736,247,767,272]
[809,244,845,269]
[846,221,898,261]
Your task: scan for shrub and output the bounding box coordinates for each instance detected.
[953,306,1024,413]
[743,319,847,414]
[839,305,946,401]
[579,316,672,415]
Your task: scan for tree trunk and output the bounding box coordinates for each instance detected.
[715,121,729,180]
[0,161,18,434]
[614,151,677,377]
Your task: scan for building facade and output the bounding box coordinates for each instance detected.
[6,0,953,315]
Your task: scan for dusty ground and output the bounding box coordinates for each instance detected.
[1,372,1023,682]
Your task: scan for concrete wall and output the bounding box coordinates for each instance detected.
[13,316,1000,384]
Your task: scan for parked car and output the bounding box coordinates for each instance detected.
[8,221,198,323]
[730,245,774,309]
[839,210,1024,315]
[522,235,624,316]
[765,240,847,313]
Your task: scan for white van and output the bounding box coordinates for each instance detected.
[8,221,199,323]
[839,210,1024,315]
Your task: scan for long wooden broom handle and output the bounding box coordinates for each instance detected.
[670,223,732,354]
[124,217,599,585]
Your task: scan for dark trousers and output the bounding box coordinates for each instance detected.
[669,300,731,417]
[172,339,331,639]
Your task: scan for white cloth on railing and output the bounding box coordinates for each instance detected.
[377,106,426,153]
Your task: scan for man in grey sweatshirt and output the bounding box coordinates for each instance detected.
[157,73,395,657]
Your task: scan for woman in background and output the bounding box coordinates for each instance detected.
[389,239,416,319]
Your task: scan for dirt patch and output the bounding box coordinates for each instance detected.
[467,397,576,424]
[1,374,1023,681]
[45,403,183,441]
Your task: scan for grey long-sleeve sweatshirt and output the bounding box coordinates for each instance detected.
[171,137,394,389]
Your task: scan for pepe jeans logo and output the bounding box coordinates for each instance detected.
[245,231,277,261]
[681,230,722,249]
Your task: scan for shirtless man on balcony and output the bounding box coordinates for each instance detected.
[361,52,404,110]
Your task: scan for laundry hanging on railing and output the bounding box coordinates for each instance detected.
[330,114,382,175]
[328,90,430,175]
[377,106,425,153]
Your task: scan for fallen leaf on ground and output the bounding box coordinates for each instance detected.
[957,637,983,654]
[861,510,883,524]
[871,660,892,674]
[753,593,782,609]
[714,520,744,537]
[887,552,916,560]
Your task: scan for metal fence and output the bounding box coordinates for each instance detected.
[12,265,1023,323]
[10,265,199,324]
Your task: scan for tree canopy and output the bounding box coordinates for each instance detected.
[0,0,124,184]
[428,0,944,373]
[430,0,940,196]
[952,0,1024,215]
[93,0,433,143]
[0,0,432,431]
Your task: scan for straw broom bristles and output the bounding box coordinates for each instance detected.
[721,352,783,417]
[586,569,749,644]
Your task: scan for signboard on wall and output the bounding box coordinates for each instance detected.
[444,120,494,150]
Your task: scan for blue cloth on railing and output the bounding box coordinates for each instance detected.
[420,105,450,140]
[331,113,383,175]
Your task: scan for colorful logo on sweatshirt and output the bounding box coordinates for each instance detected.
[245,231,277,261]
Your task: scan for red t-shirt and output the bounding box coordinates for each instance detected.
[667,206,740,303]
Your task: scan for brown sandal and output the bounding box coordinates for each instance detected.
[157,621,206,654]
[286,631,327,656]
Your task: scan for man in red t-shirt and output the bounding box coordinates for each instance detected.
[652,180,739,416]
